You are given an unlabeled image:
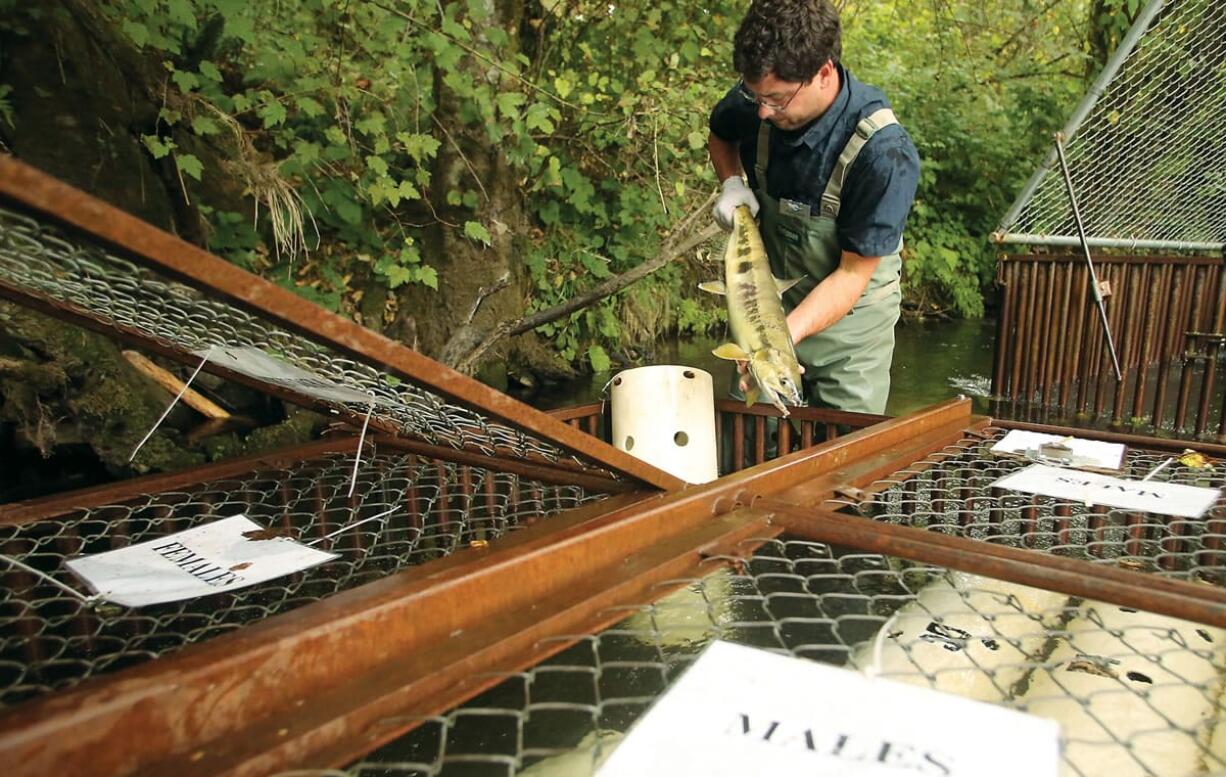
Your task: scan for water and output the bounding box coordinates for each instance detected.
[516,317,998,416]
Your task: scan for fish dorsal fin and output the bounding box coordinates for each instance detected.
[773,276,803,296]
[698,281,727,296]
[712,342,750,361]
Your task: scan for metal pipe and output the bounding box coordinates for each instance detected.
[764,502,1226,627]
[994,233,1223,253]
[1054,134,1123,382]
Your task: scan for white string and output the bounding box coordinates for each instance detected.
[0,554,101,604]
[1141,456,1175,482]
[347,401,375,498]
[865,611,901,681]
[129,347,213,462]
[306,505,397,547]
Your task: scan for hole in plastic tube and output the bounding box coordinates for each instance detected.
[683,370,695,379]
[613,377,622,386]
[624,436,635,450]
[674,431,689,446]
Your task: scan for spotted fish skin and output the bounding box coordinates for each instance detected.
[711,205,804,416]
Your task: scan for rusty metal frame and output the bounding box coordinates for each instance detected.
[5,397,1224,777]
[0,157,681,491]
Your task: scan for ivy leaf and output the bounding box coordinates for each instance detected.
[258,100,287,128]
[296,96,325,118]
[496,91,526,117]
[192,115,221,136]
[464,221,492,245]
[141,134,174,159]
[417,265,439,290]
[365,155,389,178]
[686,130,705,150]
[122,20,150,48]
[398,132,441,162]
[176,153,203,181]
[172,69,200,93]
[587,345,611,373]
[554,75,573,99]
[198,60,223,82]
[397,180,421,201]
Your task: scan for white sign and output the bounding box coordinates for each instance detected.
[991,430,1125,471]
[196,346,397,407]
[66,515,338,607]
[992,463,1220,518]
[596,641,1059,777]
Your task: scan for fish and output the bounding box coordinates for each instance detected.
[700,204,805,416]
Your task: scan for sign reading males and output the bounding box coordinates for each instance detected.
[66,514,338,607]
[596,640,1059,777]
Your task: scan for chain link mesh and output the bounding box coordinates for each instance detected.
[0,451,605,708]
[1000,0,1226,249]
[0,205,603,470]
[843,426,1226,582]
[298,427,1226,777]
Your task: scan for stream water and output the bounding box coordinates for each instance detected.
[514,317,998,416]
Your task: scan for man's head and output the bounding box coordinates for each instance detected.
[733,0,842,129]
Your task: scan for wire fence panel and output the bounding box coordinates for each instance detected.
[0,452,605,708]
[293,545,1225,777]
[844,426,1226,583]
[997,0,1226,251]
[0,204,613,475]
[275,427,1226,777]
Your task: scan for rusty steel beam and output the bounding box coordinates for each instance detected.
[997,418,1226,456]
[0,399,973,777]
[0,157,682,491]
[0,437,358,528]
[763,501,1226,628]
[0,426,629,530]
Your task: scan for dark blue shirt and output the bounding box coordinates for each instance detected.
[708,66,920,258]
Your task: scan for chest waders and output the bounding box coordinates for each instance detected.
[753,108,903,415]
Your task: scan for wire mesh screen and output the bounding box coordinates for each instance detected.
[839,426,1226,583]
[288,540,1225,777]
[0,204,597,470]
[997,0,1226,250]
[0,451,605,708]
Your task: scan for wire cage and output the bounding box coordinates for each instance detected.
[996,0,1226,252]
[1,159,1224,777]
[288,426,1226,777]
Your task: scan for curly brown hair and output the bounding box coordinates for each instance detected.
[733,0,842,83]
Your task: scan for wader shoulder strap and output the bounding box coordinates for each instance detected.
[819,108,898,219]
[754,120,771,188]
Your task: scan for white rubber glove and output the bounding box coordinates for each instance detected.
[712,176,760,230]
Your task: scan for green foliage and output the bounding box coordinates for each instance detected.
[96,0,1103,367]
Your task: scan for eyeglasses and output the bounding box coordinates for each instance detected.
[737,79,805,112]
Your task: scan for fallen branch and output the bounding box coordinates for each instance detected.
[449,192,722,374]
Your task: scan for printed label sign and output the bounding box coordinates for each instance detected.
[596,640,1059,777]
[990,430,1125,471]
[66,515,338,607]
[196,346,396,407]
[991,463,1220,518]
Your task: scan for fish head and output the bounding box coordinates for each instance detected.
[749,348,804,414]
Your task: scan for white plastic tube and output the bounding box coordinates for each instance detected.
[610,365,718,484]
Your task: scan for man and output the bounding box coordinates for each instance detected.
[708,0,920,414]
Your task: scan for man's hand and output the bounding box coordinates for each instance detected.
[713,176,760,230]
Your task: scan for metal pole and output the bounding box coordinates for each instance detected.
[1054,133,1123,382]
